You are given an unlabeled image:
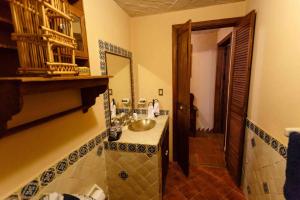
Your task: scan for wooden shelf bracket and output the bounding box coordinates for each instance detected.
[0,76,109,133]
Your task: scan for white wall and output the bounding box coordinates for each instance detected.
[217,27,233,43]
[190,30,218,130]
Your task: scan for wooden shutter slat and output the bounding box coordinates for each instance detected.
[226,11,256,185]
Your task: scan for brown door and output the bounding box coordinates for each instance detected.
[226,11,256,185]
[214,34,232,133]
[174,20,192,176]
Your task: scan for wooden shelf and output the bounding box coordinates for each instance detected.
[0,75,110,133]
[0,43,17,50]
[0,17,12,26]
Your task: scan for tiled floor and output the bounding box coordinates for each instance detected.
[190,134,226,168]
[163,134,246,200]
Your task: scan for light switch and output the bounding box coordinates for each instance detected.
[158,89,163,96]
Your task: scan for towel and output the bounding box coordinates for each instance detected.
[284,132,300,200]
[147,104,154,119]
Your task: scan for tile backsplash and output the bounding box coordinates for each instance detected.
[242,120,287,200]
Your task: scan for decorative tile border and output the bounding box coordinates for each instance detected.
[104,141,158,155]
[246,119,287,159]
[98,39,134,129]
[5,130,108,200]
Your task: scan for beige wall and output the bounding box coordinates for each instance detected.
[245,0,300,145]
[190,30,218,130]
[0,0,131,199]
[84,0,131,74]
[130,2,247,159]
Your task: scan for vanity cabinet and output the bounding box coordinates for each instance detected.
[104,115,169,200]
[161,121,169,193]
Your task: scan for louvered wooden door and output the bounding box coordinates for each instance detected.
[226,11,256,185]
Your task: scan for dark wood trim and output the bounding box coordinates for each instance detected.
[218,32,232,46]
[213,33,232,133]
[172,25,179,161]
[0,76,110,133]
[172,17,239,161]
[173,17,242,31]
[2,106,82,138]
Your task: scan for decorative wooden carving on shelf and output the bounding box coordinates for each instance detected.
[0,76,109,133]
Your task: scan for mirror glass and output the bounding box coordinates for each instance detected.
[71,14,84,51]
[106,53,132,112]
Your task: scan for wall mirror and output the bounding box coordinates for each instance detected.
[70,5,89,58]
[105,52,134,114]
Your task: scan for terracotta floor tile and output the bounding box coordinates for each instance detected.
[178,183,199,199]
[163,190,188,200]
[164,134,246,200]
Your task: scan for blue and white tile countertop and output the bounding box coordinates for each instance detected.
[104,115,169,154]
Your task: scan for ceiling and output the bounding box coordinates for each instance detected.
[114,0,245,17]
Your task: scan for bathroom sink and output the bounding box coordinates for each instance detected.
[128,119,156,132]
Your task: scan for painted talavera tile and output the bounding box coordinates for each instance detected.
[105,150,161,200]
[242,120,287,200]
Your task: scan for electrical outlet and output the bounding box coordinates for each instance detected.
[284,128,300,137]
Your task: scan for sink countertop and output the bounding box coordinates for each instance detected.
[110,115,169,146]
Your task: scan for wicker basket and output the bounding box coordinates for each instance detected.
[9,0,78,75]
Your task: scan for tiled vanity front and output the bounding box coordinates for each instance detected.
[104,115,169,200]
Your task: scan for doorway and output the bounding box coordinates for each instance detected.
[172,11,256,185]
[214,33,232,134]
[189,28,233,170]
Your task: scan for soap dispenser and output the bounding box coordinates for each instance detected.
[153,99,160,117]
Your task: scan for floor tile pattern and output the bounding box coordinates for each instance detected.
[164,134,245,200]
[163,163,246,200]
[189,134,226,168]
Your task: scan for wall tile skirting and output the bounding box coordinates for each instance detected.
[246,119,287,159]
[5,130,108,200]
[242,119,287,200]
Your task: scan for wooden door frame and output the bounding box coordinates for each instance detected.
[172,17,242,161]
[213,33,232,134]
